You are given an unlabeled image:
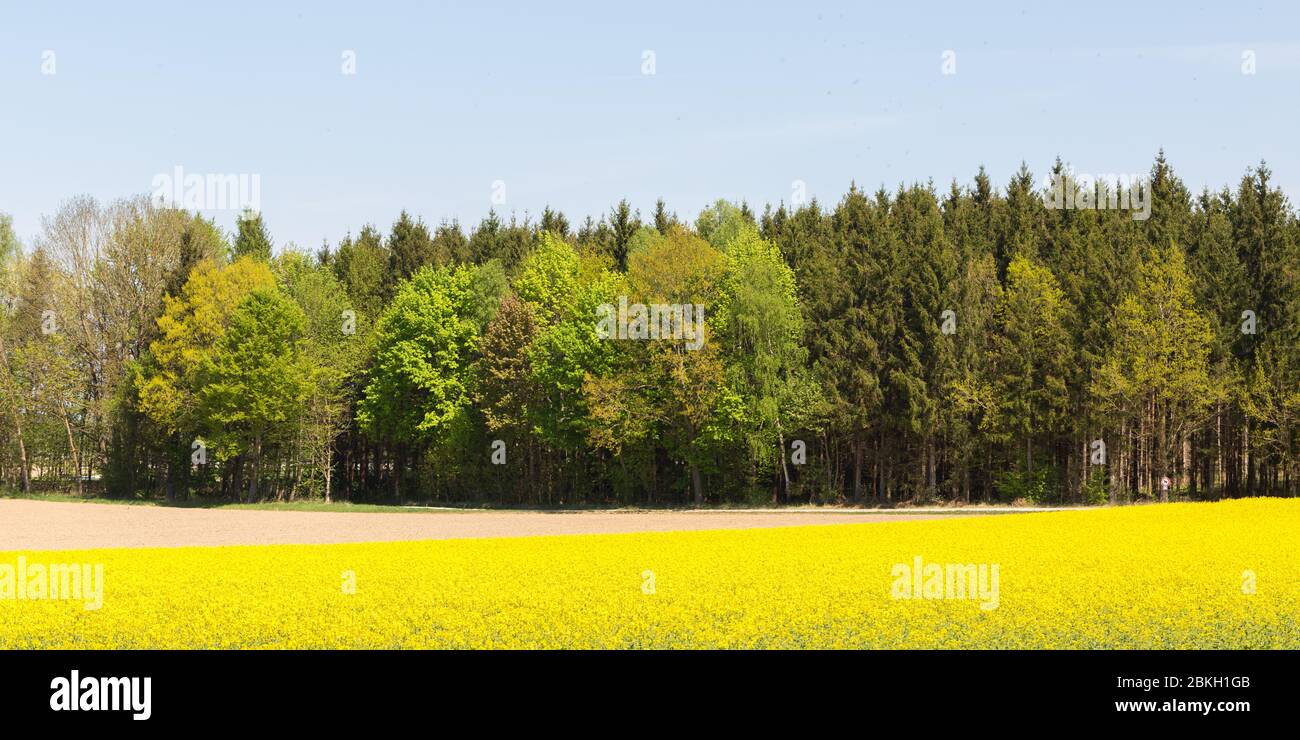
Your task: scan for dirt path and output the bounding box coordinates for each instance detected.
[0,499,1013,551]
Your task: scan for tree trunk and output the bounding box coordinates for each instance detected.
[690,462,704,505]
[851,438,864,503]
[324,447,332,503]
[0,335,31,493]
[1158,402,1168,502]
[775,422,791,503]
[247,432,262,503]
[926,438,937,499]
[15,411,30,492]
[60,412,82,495]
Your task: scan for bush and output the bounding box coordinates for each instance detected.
[1083,469,1109,505]
[994,467,1056,504]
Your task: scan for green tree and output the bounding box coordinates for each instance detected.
[333,225,389,320]
[611,226,729,503]
[432,221,470,266]
[357,263,500,498]
[136,257,277,498]
[475,293,540,501]
[387,210,436,284]
[696,199,754,252]
[196,288,311,501]
[993,255,1072,482]
[539,207,571,241]
[1094,245,1215,501]
[277,252,365,501]
[714,225,817,500]
[232,210,273,261]
[609,200,640,270]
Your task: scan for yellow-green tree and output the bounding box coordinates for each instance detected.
[136,257,276,498]
[196,288,311,501]
[1094,245,1215,501]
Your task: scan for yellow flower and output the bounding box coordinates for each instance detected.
[1,500,1295,649]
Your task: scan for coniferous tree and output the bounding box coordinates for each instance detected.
[431,221,470,267]
[539,207,571,241]
[7,154,1299,505]
[232,210,273,262]
[386,210,436,285]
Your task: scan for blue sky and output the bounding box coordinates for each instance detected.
[1,1,1297,250]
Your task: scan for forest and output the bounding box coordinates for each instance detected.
[1,152,1297,506]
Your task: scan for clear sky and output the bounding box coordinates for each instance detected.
[2,0,1297,251]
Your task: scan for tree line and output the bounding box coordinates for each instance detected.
[1,152,1297,505]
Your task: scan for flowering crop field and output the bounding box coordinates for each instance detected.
[1,499,1297,649]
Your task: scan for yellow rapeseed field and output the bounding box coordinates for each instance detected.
[1,499,1297,648]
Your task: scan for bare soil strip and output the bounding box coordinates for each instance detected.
[0,499,1029,551]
